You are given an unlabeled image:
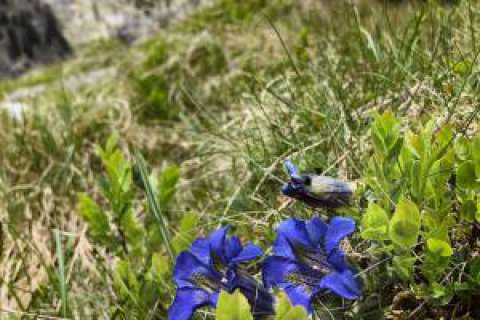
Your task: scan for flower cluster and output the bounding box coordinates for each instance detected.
[263,216,361,312]
[168,227,274,320]
[168,161,362,319]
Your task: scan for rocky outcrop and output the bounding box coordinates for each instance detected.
[0,0,72,79]
[44,0,208,45]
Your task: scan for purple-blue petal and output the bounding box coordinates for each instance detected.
[263,256,314,312]
[325,217,356,254]
[173,251,217,288]
[277,218,313,249]
[306,216,328,246]
[284,285,314,313]
[190,238,211,265]
[168,288,210,320]
[230,273,275,316]
[285,160,300,178]
[326,248,348,271]
[230,243,263,264]
[317,270,361,300]
[209,290,220,306]
[263,256,297,288]
[224,236,243,262]
[208,226,230,262]
[272,235,296,260]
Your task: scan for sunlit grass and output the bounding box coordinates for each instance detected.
[1,0,480,319]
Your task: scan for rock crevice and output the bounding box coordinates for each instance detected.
[0,0,72,79]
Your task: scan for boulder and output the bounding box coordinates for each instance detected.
[0,0,71,79]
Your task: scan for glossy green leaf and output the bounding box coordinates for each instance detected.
[455,136,471,161]
[426,238,453,257]
[361,203,390,241]
[371,112,402,160]
[393,255,416,281]
[389,198,420,248]
[275,292,309,320]
[216,290,253,320]
[457,160,478,189]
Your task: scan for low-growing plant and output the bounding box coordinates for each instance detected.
[78,135,182,318]
[361,111,480,311]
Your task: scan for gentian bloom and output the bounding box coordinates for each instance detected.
[282,160,355,209]
[168,227,274,320]
[263,216,361,313]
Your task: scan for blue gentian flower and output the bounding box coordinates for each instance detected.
[168,227,274,320]
[282,160,355,209]
[263,216,361,313]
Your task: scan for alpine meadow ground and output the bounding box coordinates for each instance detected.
[1,0,480,319]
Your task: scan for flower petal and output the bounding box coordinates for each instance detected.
[208,226,230,263]
[230,273,275,317]
[190,238,211,265]
[325,217,355,254]
[173,251,218,288]
[272,235,296,260]
[277,218,312,249]
[306,216,328,246]
[317,270,361,300]
[284,285,314,313]
[263,256,296,288]
[326,248,348,271]
[209,290,220,306]
[285,160,301,179]
[230,243,263,264]
[168,288,210,320]
[224,236,243,262]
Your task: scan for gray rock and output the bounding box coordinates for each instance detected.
[0,0,72,79]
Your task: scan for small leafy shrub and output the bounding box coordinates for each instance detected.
[361,112,480,313]
[78,135,181,318]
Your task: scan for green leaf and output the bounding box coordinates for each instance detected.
[477,198,480,223]
[275,292,308,320]
[361,203,389,241]
[151,253,170,282]
[371,112,402,160]
[158,165,180,207]
[54,230,69,318]
[452,59,472,75]
[469,257,480,283]
[216,290,253,320]
[460,198,477,222]
[393,255,416,281]
[426,238,453,257]
[473,136,480,178]
[172,213,200,255]
[77,193,111,244]
[455,136,471,161]
[120,209,145,253]
[430,282,447,299]
[114,260,140,303]
[389,198,420,248]
[135,151,174,263]
[457,160,478,189]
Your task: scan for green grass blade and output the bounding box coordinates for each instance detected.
[54,230,68,318]
[134,150,175,263]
